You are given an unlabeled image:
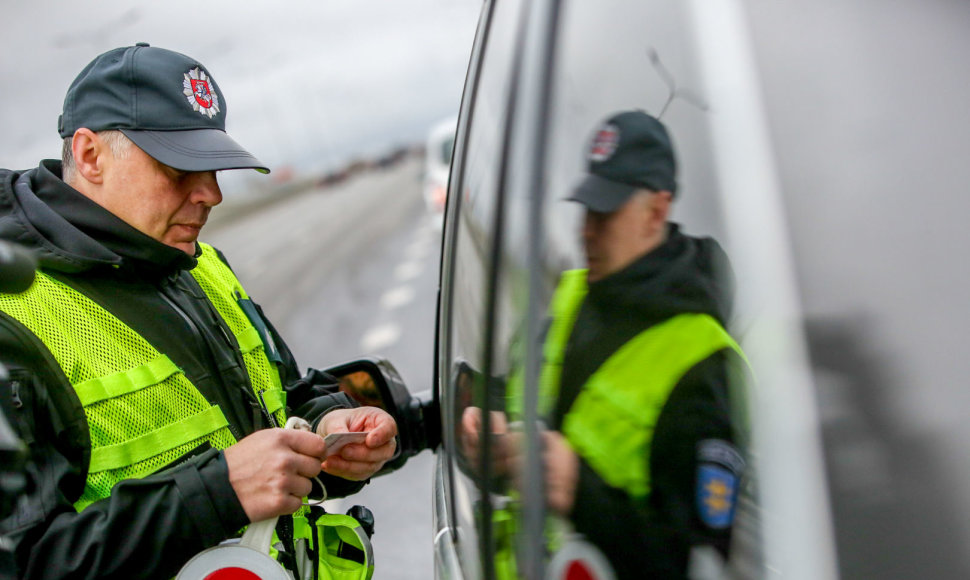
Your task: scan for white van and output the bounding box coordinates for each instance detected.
[423,116,457,220]
[338,1,970,578]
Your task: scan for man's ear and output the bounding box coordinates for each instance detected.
[645,190,673,233]
[71,129,106,185]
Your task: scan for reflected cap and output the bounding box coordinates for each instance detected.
[568,110,676,213]
[58,43,269,174]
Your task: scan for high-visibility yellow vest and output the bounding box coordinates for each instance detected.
[0,243,282,509]
[0,243,372,579]
[191,243,289,428]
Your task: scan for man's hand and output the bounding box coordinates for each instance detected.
[461,414,578,514]
[542,430,579,516]
[223,428,328,522]
[459,407,513,476]
[501,427,577,515]
[316,407,398,481]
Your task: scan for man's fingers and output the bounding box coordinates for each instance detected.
[320,438,396,481]
[293,454,325,478]
[282,428,327,459]
[350,407,398,446]
[365,420,397,447]
[321,407,398,447]
[491,411,509,434]
[462,407,482,433]
[284,475,315,499]
[225,429,329,522]
[322,456,385,480]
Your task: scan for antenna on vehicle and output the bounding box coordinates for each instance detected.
[648,48,708,118]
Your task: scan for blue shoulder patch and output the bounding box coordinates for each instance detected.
[696,464,738,529]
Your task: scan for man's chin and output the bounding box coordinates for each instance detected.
[585,258,603,282]
[166,224,204,255]
[167,240,198,256]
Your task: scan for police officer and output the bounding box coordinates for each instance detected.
[463,110,748,579]
[0,44,397,579]
[548,110,748,578]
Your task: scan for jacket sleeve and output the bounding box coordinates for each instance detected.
[0,364,250,580]
[569,350,743,579]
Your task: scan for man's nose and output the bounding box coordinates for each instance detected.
[189,171,223,207]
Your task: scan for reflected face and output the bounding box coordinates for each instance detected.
[582,191,656,283]
[101,145,222,255]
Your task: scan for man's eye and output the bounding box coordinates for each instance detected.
[165,167,189,179]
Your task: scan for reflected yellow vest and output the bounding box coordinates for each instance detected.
[516,268,745,501]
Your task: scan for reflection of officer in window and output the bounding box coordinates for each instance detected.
[537,110,747,579]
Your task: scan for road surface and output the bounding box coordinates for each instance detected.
[202,156,439,579]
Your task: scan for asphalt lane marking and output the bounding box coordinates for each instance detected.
[391,221,435,281]
[395,261,422,281]
[360,323,401,352]
[358,220,433,353]
[381,285,415,310]
[405,231,432,260]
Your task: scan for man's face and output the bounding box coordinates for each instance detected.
[101,144,222,255]
[582,191,658,283]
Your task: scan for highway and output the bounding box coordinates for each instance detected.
[201,155,439,579]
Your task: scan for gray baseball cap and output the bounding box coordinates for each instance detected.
[58,43,269,174]
[568,110,676,213]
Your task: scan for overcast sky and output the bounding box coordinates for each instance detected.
[0,0,481,189]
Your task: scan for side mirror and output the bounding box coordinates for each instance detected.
[322,357,439,474]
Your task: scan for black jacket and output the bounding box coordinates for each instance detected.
[556,224,745,580]
[0,161,363,580]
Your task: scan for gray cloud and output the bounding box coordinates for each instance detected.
[1,0,481,182]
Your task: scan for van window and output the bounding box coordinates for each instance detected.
[525,0,755,576]
[439,0,525,576]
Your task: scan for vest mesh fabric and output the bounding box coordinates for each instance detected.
[0,273,238,511]
[0,250,331,573]
[192,243,287,426]
[191,245,313,533]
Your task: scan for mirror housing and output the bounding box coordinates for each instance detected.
[322,357,439,474]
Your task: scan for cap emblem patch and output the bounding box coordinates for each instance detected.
[589,123,620,162]
[183,68,220,118]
